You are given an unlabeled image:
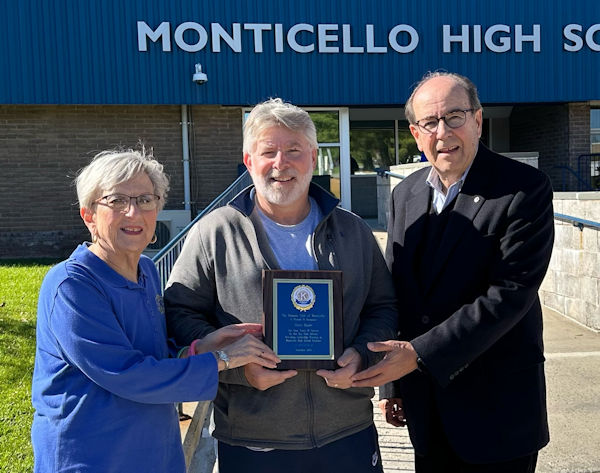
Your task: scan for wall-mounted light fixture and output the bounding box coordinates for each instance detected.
[193,64,208,84]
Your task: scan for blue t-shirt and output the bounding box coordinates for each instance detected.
[258,197,323,270]
[31,244,218,473]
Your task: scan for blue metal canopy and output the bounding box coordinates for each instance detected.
[1,0,599,105]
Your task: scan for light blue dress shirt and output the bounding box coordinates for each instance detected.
[425,160,474,214]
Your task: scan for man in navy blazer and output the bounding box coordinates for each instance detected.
[352,72,554,472]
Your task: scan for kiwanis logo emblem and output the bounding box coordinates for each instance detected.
[291,285,315,312]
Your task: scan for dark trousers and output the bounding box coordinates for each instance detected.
[218,424,383,473]
[415,451,538,473]
[414,417,538,473]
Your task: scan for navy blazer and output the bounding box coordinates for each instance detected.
[381,144,554,463]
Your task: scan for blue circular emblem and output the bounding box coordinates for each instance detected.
[291,285,316,312]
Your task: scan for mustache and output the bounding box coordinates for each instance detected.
[268,171,297,179]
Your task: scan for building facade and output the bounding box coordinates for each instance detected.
[1,0,599,258]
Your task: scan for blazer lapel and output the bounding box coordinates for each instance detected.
[403,179,431,293]
[404,179,430,244]
[423,148,490,294]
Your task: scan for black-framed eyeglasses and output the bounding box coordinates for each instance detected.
[95,193,160,212]
[414,109,475,134]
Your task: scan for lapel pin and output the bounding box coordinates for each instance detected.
[474,196,480,203]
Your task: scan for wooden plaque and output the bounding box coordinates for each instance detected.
[262,269,343,370]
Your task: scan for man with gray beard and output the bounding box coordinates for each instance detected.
[164,98,398,473]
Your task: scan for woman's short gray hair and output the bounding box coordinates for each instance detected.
[75,147,169,211]
[404,71,483,124]
[243,98,318,154]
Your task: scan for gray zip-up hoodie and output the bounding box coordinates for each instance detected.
[164,183,398,449]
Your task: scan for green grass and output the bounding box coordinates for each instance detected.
[0,260,57,473]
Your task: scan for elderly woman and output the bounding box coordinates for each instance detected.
[31,148,279,473]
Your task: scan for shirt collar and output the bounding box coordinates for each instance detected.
[425,158,475,195]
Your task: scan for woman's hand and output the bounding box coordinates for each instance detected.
[189,323,279,370]
[190,323,263,354]
[219,334,280,371]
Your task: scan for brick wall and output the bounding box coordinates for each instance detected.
[510,103,590,191]
[568,103,592,176]
[188,106,244,213]
[0,105,243,258]
[510,104,569,189]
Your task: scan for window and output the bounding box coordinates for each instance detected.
[591,109,600,154]
[309,111,342,199]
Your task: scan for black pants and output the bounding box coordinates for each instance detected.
[415,421,538,473]
[415,451,538,473]
[218,424,383,473]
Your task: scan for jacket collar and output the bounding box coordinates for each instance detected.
[228,181,339,270]
[72,243,147,289]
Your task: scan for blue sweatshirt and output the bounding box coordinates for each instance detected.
[32,244,218,472]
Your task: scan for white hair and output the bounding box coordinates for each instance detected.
[75,147,169,211]
[243,98,318,154]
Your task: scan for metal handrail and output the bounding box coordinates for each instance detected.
[553,165,592,191]
[554,213,600,231]
[378,170,407,180]
[152,171,252,291]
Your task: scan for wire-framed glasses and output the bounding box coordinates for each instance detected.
[95,193,160,212]
[415,109,475,134]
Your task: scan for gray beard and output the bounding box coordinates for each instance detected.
[252,170,313,207]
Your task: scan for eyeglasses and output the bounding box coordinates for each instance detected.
[95,193,160,212]
[414,109,475,134]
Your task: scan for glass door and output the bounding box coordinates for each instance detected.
[308,109,350,210]
[349,120,419,218]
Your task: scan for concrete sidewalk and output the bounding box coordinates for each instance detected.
[538,309,600,473]
[370,225,600,473]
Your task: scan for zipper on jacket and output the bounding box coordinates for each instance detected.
[311,224,337,269]
[310,232,319,267]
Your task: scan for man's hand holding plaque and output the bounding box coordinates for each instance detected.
[244,363,298,391]
[315,347,361,389]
